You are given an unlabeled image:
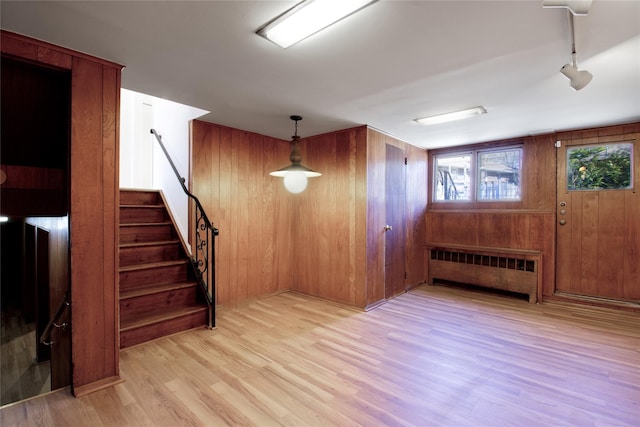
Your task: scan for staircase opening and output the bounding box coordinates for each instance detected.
[119,90,210,346]
[1,56,72,405]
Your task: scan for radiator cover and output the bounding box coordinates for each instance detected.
[428,246,540,303]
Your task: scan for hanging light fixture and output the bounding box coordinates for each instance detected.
[558,8,592,90]
[270,115,321,193]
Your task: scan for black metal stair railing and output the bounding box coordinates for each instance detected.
[150,128,219,328]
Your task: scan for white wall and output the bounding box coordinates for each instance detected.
[120,89,208,246]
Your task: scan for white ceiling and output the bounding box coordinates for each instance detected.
[1,1,639,149]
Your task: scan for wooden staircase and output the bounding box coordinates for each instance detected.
[119,189,208,349]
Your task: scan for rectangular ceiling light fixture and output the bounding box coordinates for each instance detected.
[414,106,487,126]
[256,0,378,48]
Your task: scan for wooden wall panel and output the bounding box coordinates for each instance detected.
[191,121,292,308]
[192,124,426,310]
[2,31,123,396]
[365,130,386,306]
[426,135,557,299]
[294,127,369,307]
[70,57,119,394]
[405,144,428,287]
[26,216,71,389]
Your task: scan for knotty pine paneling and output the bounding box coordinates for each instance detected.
[2,31,123,397]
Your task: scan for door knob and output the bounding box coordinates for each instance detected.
[559,220,566,225]
[384,225,393,231]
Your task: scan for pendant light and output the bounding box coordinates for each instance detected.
[270,115,321,193]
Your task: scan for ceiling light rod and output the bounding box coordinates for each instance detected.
[541,0,592,15]
[257,0,379,48]
[559,10,592,91]
[414,106,487,126]
[270,115,321,194]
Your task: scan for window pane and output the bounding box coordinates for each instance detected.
[477,147,522,200]
[434,154,471,201]
[567,143,633,191]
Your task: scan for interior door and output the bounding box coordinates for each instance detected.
[385,144,406,299]
[556,135,640,301]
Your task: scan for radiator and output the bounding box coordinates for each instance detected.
[427,245,541,303]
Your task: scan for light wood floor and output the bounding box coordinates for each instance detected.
[2,284,639,426]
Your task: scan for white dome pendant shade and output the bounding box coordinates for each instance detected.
[269,115,321,193]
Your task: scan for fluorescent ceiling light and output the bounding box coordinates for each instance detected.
[414,106,487,126]
[257,0,378,48]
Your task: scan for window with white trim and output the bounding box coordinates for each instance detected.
[433,146,523,202]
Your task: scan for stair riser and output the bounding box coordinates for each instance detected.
[120,224,174,244]
[120,287,198,321]
[120,207,167,224]
[120,264,188,290]
[120,191,161,206]
[120,244,182,267]
[120,309,208,349]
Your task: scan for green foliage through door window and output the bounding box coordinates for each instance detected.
[567,143,632,190]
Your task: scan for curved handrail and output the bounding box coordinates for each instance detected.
[150,128,218,328]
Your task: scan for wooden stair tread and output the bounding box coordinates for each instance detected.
[120,305,208,332]
[118,188,209,348]
[119,240,181,249]
[119,259,189,272]
[120,221,172,227]
[120,281,198,300]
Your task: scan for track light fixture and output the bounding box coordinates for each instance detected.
[270,115,321,194]
[542,0,592,15]
[560,9,592,90]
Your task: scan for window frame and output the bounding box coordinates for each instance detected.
[431,143,524,205]
[476,145,523,202]
[433,151,473,202]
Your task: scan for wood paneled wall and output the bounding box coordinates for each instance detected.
[191,121,293,307]
[292,126,369,307]
[364,129,428,307]
[1,31,122,396]
[26,216,71,388]
[426,136,557,297]
[191,122,428,310]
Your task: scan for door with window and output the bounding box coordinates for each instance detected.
[556,135,640,301]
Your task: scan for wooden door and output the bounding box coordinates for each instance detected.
[385,144,406,298]
[556,135,640,301]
